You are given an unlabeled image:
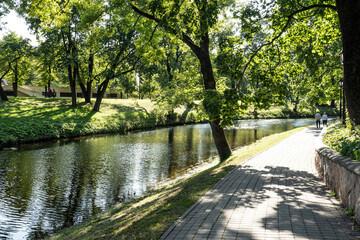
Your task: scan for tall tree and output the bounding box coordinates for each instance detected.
[35,32,61,91]
[336,1,360,124]
[20,0,96,106]
[92,23,138,112]
[0,32,32,97]
[129,0,236,161]
[0,1,15,101]
[239,0,360,124]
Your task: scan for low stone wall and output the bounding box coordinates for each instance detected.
[315,128,360,223]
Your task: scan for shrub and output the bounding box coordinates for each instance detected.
[323,121,360,161]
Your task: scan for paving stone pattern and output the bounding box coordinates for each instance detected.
[161,127,360,240]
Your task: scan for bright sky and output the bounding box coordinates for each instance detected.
[0,10,38,46]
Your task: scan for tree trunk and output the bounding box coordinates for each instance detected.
[293,96,299,112]
[86,80,92,103]
[68,65,77,107]
[93,78,110,112]
[13,62,18,97]
[78,55,93,104]
[130,4,231,161]
[79,81,92,103]
[336,1,360,125]
[0,84,8,101]
[12,82,18,97]
[197,35,231,161]
[330,99,335,108]
[210,120,232,161]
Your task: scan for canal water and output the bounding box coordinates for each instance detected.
[0,119,315,239]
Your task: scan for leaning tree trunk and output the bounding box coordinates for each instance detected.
[79,81,92,103]
[77,61,92,104]
[209,120,232,161]
[93,78,110,112]
[197,36,231,161]
[130,3,231,161]
[336,0,360,125]
[79,81,91,103]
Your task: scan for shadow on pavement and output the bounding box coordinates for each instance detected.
[163,164,359,239]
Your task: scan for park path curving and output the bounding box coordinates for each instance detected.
[160,127,360,240]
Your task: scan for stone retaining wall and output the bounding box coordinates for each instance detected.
[315,128,360,223]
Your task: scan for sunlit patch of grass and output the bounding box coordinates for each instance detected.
[52,127,306,240]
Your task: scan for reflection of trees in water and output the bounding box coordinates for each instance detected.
[167,127,175,177]
[185,126,195,166]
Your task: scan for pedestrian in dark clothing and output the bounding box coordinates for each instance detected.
[315,112,321,128]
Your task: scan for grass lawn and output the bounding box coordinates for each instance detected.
[0,97,196,148]
[52,126,307,240]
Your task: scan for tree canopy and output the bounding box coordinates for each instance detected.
[2,0,358,159]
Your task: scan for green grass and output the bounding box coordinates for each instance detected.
[0,97,197,149]
[51,126,306,240]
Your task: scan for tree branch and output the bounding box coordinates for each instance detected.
[130,3,161,23]
[130,3,201,56]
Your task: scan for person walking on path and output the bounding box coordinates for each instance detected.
[322,112,328,127]
[161,127,360,240]
[315,112,321,128]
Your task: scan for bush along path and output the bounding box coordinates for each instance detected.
[323,120,360,161]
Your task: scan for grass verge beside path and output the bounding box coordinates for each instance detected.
[52,126,307,240]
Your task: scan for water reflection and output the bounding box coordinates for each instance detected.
[0,119,315,239]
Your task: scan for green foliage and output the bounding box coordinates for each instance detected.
[202,88,246,127]
[347,208,355,217]
[214,32,244,88]
[0,32,33,86]
[323,121,360,161]
[329,190,337,197]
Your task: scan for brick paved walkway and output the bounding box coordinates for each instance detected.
[161,127,360,239]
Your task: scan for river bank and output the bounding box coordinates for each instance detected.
[0,97,337,150]
[0,97,197,150]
